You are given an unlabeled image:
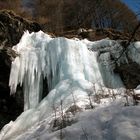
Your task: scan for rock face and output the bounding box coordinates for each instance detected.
[0,10,41,129]
[102,40,140,89]
[0,10,41,48]
[62,28,131,41]
[78,28,131,41]
[116,61,140,89]
[115,51,140,89]
[88,39,140,89]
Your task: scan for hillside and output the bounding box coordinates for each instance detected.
[0,8,140,140]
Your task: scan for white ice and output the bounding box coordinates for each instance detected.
[1,31,140,140]
[9,31,123,110]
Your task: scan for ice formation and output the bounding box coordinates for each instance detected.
[1,31,134,140]
[9,31,123,110]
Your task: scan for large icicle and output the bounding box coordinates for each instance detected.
[9,31,52,110]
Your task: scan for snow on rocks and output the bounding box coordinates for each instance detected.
[1,31,140,140]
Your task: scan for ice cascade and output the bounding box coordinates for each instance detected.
[9,31,123,110]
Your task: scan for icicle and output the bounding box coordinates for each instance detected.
[9,31,124,111]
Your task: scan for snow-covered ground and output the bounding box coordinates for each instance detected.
[17,100,140,140]
[1,31,140,140]
[1,97,140,140]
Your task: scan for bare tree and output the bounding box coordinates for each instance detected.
[33,0,138,33]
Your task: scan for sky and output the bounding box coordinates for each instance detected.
[121,0,140,16]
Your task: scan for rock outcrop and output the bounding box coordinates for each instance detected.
[114,46,140,89]
[61,28,131,41]
[0,10,41,48]
[115,60,140,89]
[98,40,140,89]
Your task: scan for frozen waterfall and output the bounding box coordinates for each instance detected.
[0,31,128,140]
[9,31,123,111]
